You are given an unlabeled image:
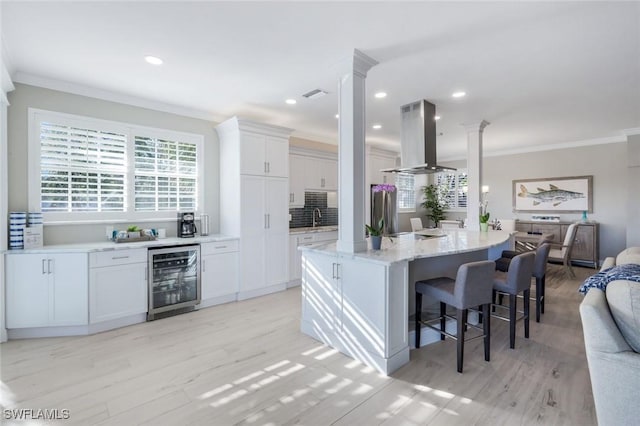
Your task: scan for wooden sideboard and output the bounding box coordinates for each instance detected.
[515,220,599,268]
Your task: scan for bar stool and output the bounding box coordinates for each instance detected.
[495,243,551,322]
[492,251,536,349]
[415,260,496,373]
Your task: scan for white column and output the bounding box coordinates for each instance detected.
[463,120,490,231]
[335,49,378,253]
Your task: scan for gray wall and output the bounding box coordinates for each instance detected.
[7,83,219,244]
[628,134,640,246]
[438,142,628,260]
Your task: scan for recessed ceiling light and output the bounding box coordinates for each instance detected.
[372,124,382,130]
[434,115,441,120]
[452,91,466,98]
[374,92,387,99]
[285,99,297,105]
[335,114,339,119]
[144,55,163,65]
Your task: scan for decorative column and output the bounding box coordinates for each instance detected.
[463,120,490,231]
[335,49,378,253]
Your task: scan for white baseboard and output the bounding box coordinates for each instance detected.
[198,293,237,309]
[237,283,287,301]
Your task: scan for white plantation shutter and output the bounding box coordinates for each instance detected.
[39,122,127,212]
[134,136,198,211]
[435,170,468,210]
[396,173,416,212]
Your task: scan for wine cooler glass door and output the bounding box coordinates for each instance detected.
[148,245,200,317]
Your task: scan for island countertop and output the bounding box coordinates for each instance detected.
[299,229,512,265]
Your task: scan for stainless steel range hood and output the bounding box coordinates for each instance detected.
[381,100,455,175]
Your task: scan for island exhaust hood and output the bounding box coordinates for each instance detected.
[381,99,455,175]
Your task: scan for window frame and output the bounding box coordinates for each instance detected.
[28,108,204,224]
[434,169,468,212]
[396,173,416,213]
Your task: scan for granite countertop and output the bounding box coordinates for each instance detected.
[289,226,339,235]
[299,229,511,265]
[4,234,238,254]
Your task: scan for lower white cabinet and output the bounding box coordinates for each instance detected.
[201,241,239,300]
[288,230,338,283]
[89,249,147,324]
[6,252,88,328]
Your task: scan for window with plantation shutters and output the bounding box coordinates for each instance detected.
[396,173,416,212]
[39,122,127,213]
[435,170,468,210]
[134,136,198,212]
[29,109,203,222]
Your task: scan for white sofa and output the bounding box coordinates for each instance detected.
[579,247,640,425]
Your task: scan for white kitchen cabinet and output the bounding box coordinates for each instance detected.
[289,154,306,207]
[218,117,292,300]
[240,132,288,178]
[89,249,147,324]
[304,157,338,190]
[6,252,88,328]
[368,154,396,185]
[201,241,239,300]
[288,230,339,284]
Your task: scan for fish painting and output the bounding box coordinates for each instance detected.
[518,184,585,207]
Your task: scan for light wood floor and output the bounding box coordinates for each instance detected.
[1,264,597,425]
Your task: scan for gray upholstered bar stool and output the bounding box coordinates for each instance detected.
[495,243,551,322]
[415,260,496,373]
[492,251,536,349]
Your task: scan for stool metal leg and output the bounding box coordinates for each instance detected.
[415,292,422,348]
[456,309,465,373]
[483,303,490,362]
[523,289,530,339]
[541,275,546,314]
[509,294,517,349]
[535,277,542,322]
[440,302,446,341]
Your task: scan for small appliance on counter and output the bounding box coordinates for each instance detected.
[178,212,197,238]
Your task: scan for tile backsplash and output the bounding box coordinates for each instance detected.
[289,192,338,228]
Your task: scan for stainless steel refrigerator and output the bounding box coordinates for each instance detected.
[370,185,399,235]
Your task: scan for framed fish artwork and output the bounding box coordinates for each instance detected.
[512,175,593,213]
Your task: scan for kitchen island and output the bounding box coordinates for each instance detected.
[299,229,511,375]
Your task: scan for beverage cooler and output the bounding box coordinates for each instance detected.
[147,245,200,320]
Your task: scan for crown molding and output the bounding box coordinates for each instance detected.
[216,116,293,139]
[440,134,627,162]
[12,72,218,122]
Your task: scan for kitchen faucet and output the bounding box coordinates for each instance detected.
[313,208,322,227]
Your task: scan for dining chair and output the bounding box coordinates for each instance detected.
[410,218,424,232]
[548,223,580,278]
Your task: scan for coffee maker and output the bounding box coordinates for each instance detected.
[177,212,197,238]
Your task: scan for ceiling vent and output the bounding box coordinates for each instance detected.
[302,89,328,99]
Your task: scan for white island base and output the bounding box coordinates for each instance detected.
[300,230,511,375]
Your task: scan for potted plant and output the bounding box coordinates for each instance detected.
[421,184,447,227]
[127,225,141,239]
[365,218,384,250]
[479,201,490,232]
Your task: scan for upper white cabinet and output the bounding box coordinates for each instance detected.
[289,154,306,207]
[240,132,288,177]
[6,252,88,328]
[368,153,397,185]
[305,157,338,191]
[217,117,293,300]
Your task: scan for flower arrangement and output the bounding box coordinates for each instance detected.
[479,200,490,224]
[372,183,396,193]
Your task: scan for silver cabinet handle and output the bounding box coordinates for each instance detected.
[264,162,267,173]
[112,255,129,260]
[265,214,268,229]
[267,162,270,173]
[47,259,53,274]
[202,260,205,273]
[383,175,387,183]
[303,236,313,240]
[267,214,270,229]
[42,259,47,275]
[215,245,227,249]
[332,263,336,279]
[335,263,340,280]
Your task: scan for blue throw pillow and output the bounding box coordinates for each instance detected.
[579,264,640,294]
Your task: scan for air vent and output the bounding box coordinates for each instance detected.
[302,89,328,99]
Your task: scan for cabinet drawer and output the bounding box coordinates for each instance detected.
[201,240,239,256]
[90,249,147,268]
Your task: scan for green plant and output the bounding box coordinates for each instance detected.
[127,225,140,232]
[480,212,490,223]
[421,184,447,227]
[365,218,384,237]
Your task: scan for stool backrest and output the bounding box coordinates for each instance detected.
[533,243,551,279]
[455,260,496,307]
[507,251,536,292]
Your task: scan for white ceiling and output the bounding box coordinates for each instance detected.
[2,1,639,159]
